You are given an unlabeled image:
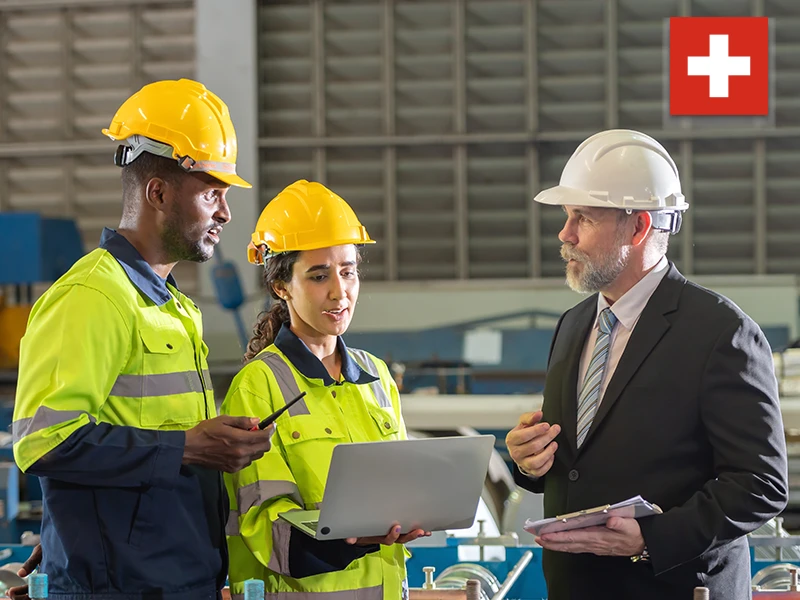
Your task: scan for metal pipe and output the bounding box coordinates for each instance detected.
[0,0,186,9]
[693,588,709,600]
[604,0,618,129]
[490,551,533,600]
[410,591,468,600]
[465,580,480,600]
[257,125,800,149]
[382,0,398,281]
[754,138,767,274]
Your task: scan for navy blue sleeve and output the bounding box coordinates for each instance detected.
[27,422,185,489]
[288,531,379,578]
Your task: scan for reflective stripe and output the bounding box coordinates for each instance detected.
[269,518,293,575]
[238,480,302,514]
[231,586,383,600]
[349,349,392,408]
[226,510,240,536]
[259,353,310,416]
[227,481,303,537]
[110,370,204,397]
[230,515,293,575]
[12,407,95,443]
[202,369,213,391]
[179,156,238,175]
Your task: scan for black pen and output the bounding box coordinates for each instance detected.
[251,391,308,430]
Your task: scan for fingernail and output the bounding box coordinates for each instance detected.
[542,424,550,431]
[394,526,401,533]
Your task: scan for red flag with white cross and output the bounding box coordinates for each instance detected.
[669,17,770,116]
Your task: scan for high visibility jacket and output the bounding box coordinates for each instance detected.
[13,228,227,600]
[222,324,408,600]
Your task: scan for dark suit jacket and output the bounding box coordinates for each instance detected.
[515,263,788,600]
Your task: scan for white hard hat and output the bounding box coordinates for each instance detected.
[535,129,688,233]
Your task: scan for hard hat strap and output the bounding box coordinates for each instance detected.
[622,208,682,235]
[176,155,238,175]
[115,135,238,176]
[115,135,175,165]
[650,211,682,235]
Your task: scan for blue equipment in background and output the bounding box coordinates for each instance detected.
[0,214,84,286]
[211,246,250,351]
[0,213,84,536]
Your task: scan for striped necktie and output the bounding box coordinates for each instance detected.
[576,307,618,448]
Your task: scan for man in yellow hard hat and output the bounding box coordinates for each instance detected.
[11,79,273,600]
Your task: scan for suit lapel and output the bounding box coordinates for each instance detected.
[559,298,597,455]
[579,264,685,451]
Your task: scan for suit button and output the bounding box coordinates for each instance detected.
[568,469,579,482]
[292,431,300,439]
[325,428,332,435]
[332,391,337,398]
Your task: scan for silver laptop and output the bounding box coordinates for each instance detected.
[278,434,495,540]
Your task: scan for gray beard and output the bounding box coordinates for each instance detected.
[562,242,630,294]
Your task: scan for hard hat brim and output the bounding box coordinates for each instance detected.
[534,185,611,209]
[101,127,121,140]
[207,170,253,189]
[534,185,690,212]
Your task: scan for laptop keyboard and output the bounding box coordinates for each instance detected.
[303,521,318,532]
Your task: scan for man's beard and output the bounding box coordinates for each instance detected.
[161,210,213,264]
[560,233,630,294]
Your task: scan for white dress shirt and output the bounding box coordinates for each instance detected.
[577,256,669,404]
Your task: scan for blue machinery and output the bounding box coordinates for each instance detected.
[0,542,791,599]
[406,525,800,600]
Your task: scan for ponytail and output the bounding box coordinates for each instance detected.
[244,300,290,360]
[243,251,299,361]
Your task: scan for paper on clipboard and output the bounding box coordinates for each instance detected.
[524,495,663,537]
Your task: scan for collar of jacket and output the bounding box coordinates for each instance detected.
[275,323,379,387]
[99,227,178,306]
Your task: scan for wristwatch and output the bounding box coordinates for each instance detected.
[630,547,650,563]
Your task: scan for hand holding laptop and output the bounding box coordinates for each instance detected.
[345,523,431,546]
[278,435,495,541]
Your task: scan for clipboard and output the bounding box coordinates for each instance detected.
[524,495,663,536]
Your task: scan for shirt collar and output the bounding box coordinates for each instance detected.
[274,323,379,386]
[595,256,669,330]
[99,228,178,306]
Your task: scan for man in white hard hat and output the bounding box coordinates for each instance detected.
[506,129,788,600]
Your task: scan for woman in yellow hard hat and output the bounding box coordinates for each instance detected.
[221,179,428,600]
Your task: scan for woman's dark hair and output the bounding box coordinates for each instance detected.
[244,251,299,361]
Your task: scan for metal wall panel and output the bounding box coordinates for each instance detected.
[257,0,800,281]
[0,0,196,289]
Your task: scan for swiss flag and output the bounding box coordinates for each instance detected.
[669,17,769,116]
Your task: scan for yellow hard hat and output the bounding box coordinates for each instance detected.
[248,179,375,265]
[102,78,251,189]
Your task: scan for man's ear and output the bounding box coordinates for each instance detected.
[631,211,653,247]
[144,177,169,212]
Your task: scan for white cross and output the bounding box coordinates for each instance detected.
[687,34,750,98]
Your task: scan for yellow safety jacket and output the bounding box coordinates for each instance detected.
[13,228,227,600]
[222,323,408,600]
